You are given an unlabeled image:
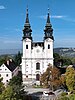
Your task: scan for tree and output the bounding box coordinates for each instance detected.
[71,58,75,64]
[0,55,11,66]
[41,64,61,90]
[9,72,22,86]
[40,65,52,88]
[62,57,72,66]
[65,66,75,92]
[0,86,15,100]
[7,73,27,100]
[54,53,72,67]
[0,85,27,100]
[53,53,61,66]
[50,66,61,90]
[60,74,68,90]
[14,51,22,66]
[0,78,5,94]
[0,74,27,100]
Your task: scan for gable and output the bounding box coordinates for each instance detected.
[4,60,17,72]
[45,38,53,42]
[0,64,11,73]
[25,38,31,42]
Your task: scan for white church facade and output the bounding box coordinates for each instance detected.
[21,8,54,84]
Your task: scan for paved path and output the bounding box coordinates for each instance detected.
[25,87,49,94]
[24,87,58,100]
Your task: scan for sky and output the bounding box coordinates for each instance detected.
[0,0,75,49]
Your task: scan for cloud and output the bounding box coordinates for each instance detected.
[51,15,65,19]
[0,5,5,10]
[38,15,75,23]
[38,15,65,19]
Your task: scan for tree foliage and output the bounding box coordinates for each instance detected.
[0,85,27,100]
[54,53,61,66]
[0,86,15,100]
[40,65,51,87]
[57,93,75,100]
[41,64,61,90]
[0,72,27,100]
[0,55,11,66]
[14,51,22,66]
[65,66,75,92]
[59,74,68,90]
[71,57,75,64]
[0,78,5,94]
[9,71,22,86]
[62,57,72,66]
[54,53,72,67]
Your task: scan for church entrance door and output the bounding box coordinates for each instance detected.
[36,74,40,81]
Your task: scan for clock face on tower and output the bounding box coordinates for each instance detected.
[36,49,40,53]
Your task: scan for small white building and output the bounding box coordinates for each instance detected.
[21,8,54,85]
[0,59,19,85]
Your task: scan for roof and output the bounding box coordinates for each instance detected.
[32,42,44,47]
[4,59,17,72]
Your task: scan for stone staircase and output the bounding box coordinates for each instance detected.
[23,79,36,87]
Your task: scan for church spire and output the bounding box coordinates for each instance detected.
[46,8,50,24]
[23,7,32,40]
[44,8,54,40]
[25,6,30,25]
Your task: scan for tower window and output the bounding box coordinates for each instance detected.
[6,74,8,77]
[26,45,28,49]
[6,80,8,82]
[36,62,40,70]
[26,75,28,78]
[48,44,50,49]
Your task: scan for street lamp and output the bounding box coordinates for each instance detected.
[48,70,53,91]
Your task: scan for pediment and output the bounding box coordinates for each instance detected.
[45,38,53,42]
[25,38,31,42]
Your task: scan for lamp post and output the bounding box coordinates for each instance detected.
[48,71,51,90]
[49,70,53,91]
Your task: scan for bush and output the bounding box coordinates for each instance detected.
[69,94,75,100]
[61,92,68,96]
[58,93,75,100]
[58,96,69,100]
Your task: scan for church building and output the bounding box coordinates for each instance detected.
[21,8,54,84]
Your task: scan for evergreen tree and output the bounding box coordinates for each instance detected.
[14,51,22,66]
[0,78,5,94]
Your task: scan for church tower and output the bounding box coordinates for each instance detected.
[44,8,54,67]
[22,7,32,83]
[44,9,54,40]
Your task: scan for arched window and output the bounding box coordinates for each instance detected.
[36,74,40,81]
[26,45,28,49]
[36,62,40,70]
[48,44,50,49]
